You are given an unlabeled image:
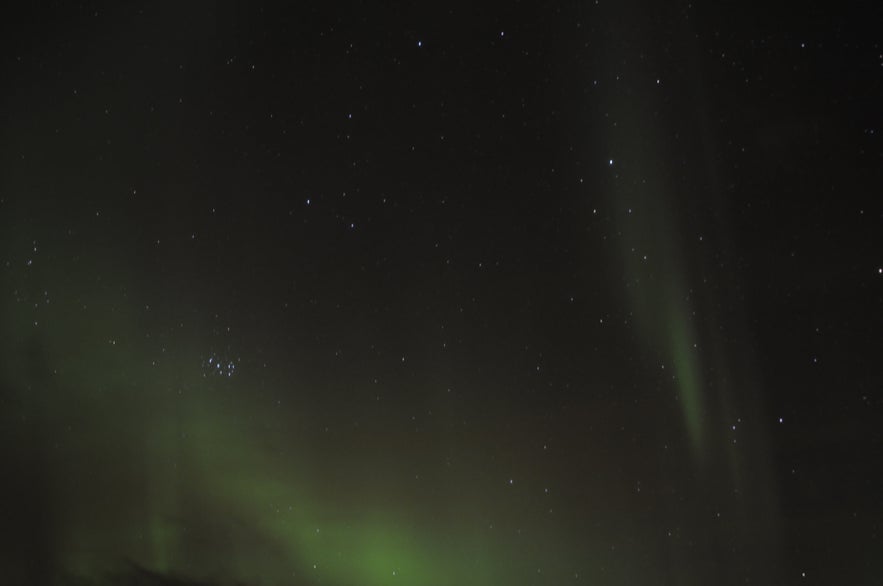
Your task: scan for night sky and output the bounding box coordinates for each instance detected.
[1,3,882,585]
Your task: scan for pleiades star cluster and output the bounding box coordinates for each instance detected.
[1,3,881,585]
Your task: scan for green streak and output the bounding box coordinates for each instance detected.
[666,310,706,461]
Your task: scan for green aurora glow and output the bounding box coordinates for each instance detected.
[3,4,881,585]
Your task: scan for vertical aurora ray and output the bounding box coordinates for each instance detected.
[591,4,713,465]
[666,303,706,460]
[600,121,709,462]
[588,6,791,583]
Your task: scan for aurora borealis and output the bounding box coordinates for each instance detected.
[2,3,882,585]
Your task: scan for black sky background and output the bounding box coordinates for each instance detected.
[1,2,881,585]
